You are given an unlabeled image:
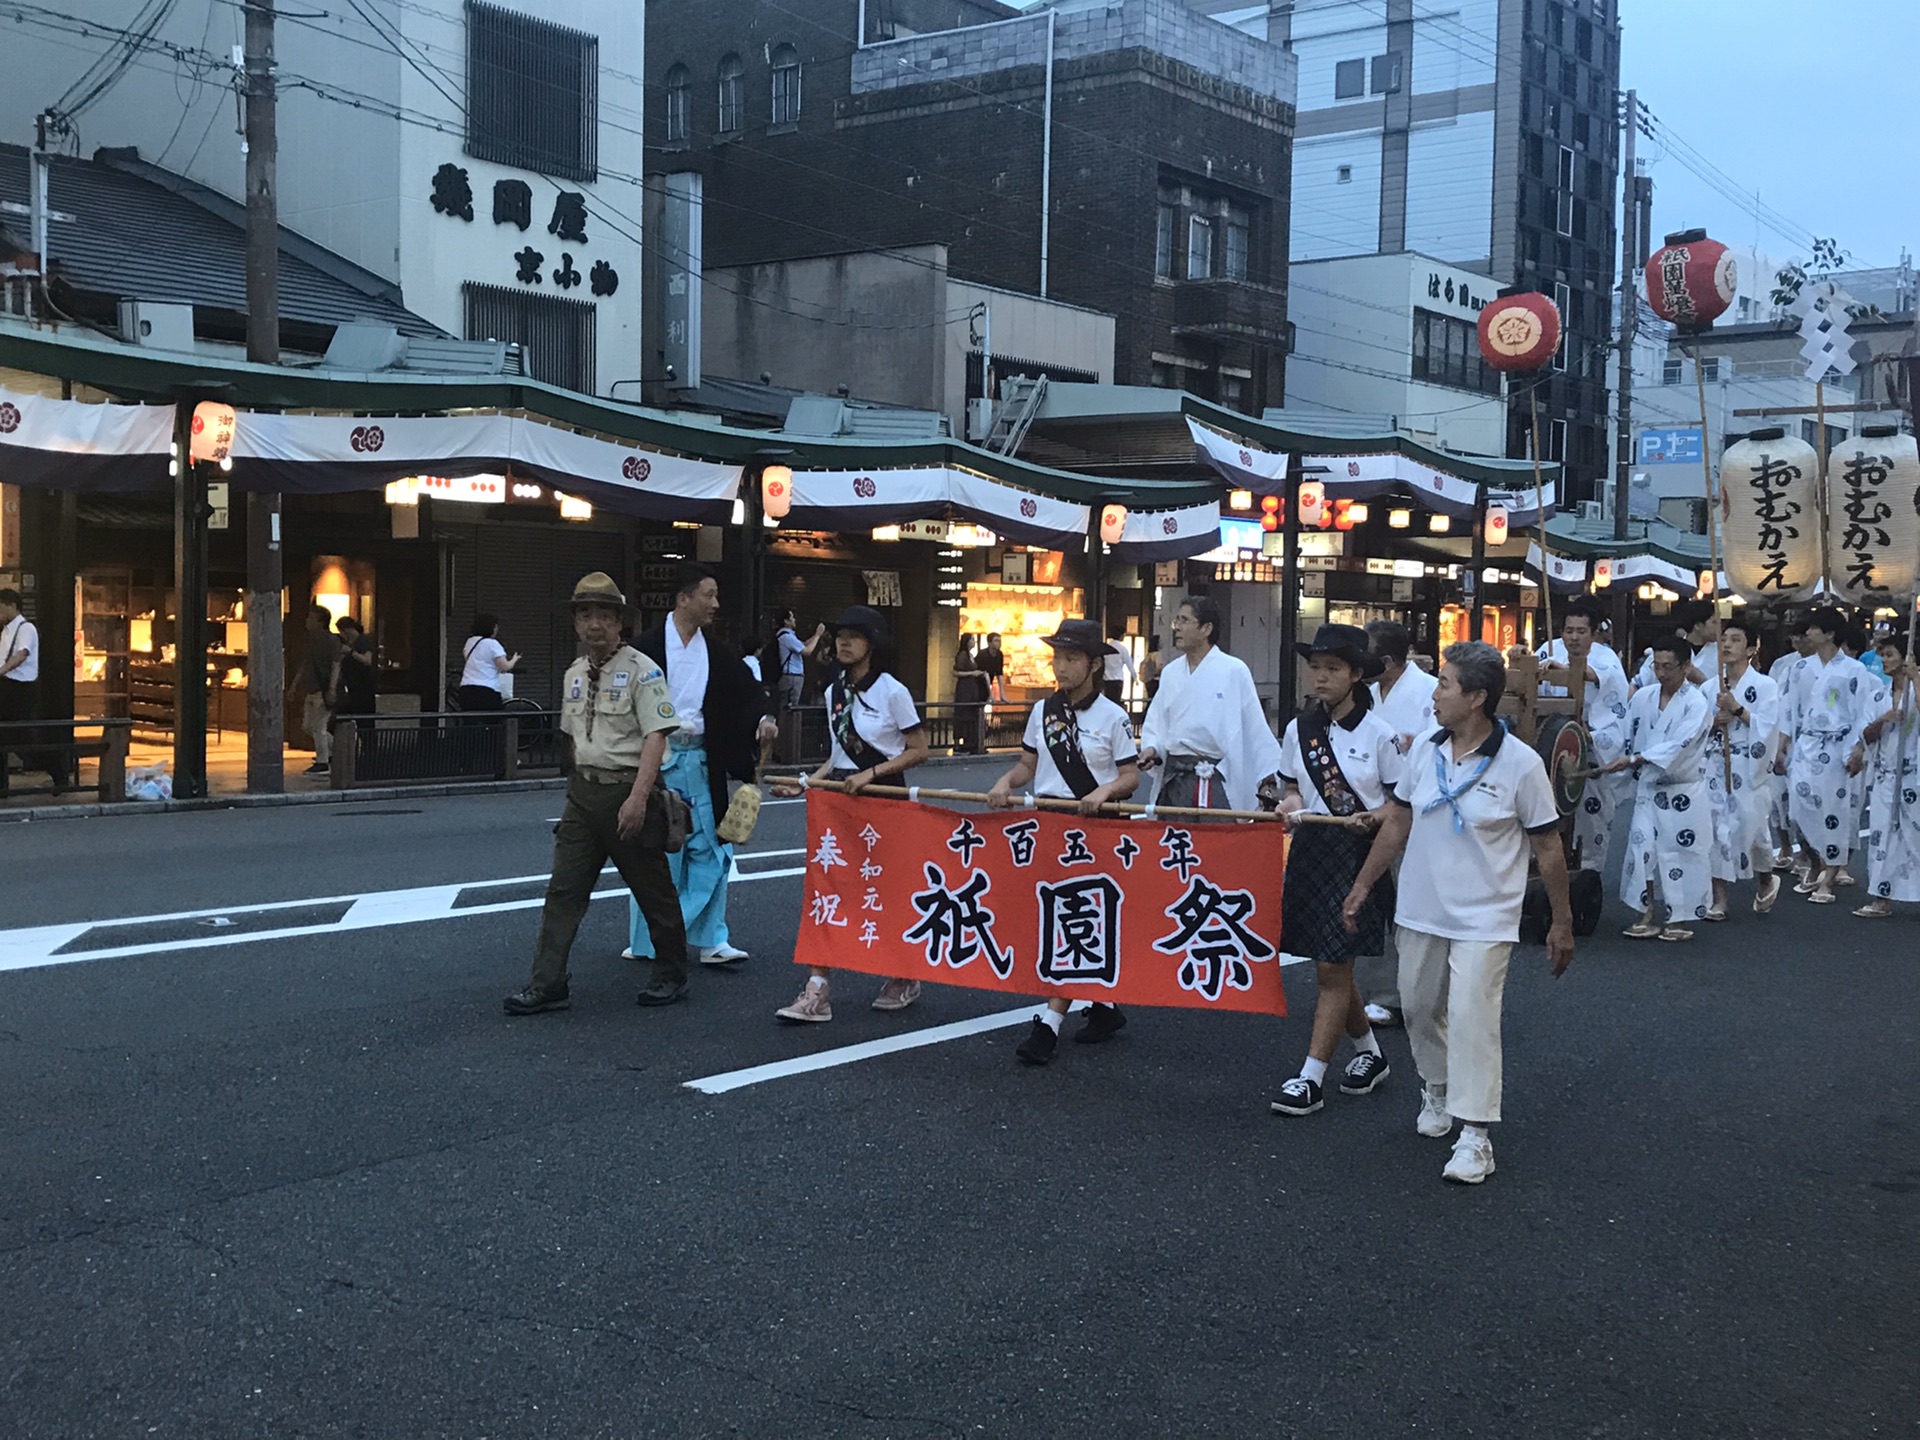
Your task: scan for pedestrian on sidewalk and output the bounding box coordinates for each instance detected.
[457,613,519,712]
[1854,632,1918,919]
[986,619,1141,1065]
[1357,619,1437,1029]
[1603,633,1714,942]
[289,604,340,775]
[1269,624,1400,1118]
[771,606,930,1023]
[329,615,376,745]
[952,633,990,754]
[1137,596,1280,813]
[1784,606,1875,904]
[0,587,68,791]
[1342,640,1574,1186]
[770,608,825,714]
[505,573,689,1015]
[981,631,1006,703]
[625,564,778,971]
[1702,613,1782,919]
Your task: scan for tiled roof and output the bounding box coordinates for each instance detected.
[0,145,441,337]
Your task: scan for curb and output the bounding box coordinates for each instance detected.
[0,750,1010,824]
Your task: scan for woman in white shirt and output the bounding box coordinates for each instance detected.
[457,613,520,712]
[772,606,930,1024]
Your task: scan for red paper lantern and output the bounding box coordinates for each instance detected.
[1260,494,1281,533]
[1644,229,1736,332]
[1476,293,1562,373]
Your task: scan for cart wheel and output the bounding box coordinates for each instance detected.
[1535,713,1590,818]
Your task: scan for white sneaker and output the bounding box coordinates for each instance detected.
[1416,1087,1453,1139]
[1443,1129,1495,1184]
[700,943,749,965]
[619,948,636,960]
[1363,1002,1398,1026]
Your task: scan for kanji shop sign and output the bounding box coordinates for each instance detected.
[796,791,1289,1014]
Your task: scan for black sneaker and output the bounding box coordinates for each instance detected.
[504,984,569,1016]
[304,762,329,775]
[1072,1003,1128,1044]
[1015,1018,1059,1065]
[1340,1051,1391,1095]
[636,979,689,1007]
[1270,1075,1323,1115]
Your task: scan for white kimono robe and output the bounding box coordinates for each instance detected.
[1786,652,1875,866]
[1621,682,1714,922]
[1864,676,1920,903]
[1766,653,1810,840]
[1536,640,1632,872]
[1139,645,1282,814]
[1702,665,1780,883]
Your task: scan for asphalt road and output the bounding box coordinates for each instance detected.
[2,765,1915,1439]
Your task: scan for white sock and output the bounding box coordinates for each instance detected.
[1300,1056,1328,1085]
[807,976,827,993]
[1038,1008,1063,1033]
[1463,1122,1489,1139]
[1351,1029,1381,1058]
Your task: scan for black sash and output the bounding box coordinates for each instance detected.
[830,678,890,772]
[1297,701,1366,818]
[1041,691,1103,799]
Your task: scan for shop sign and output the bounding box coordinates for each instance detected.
[1303,574,1327,597]
[206,481,230,530]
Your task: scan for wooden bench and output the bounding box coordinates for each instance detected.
[0,718,132,802]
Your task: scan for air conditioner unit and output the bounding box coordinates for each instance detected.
[1579,500,1605,524]
[966,398,995,442]
[118,300,196,352]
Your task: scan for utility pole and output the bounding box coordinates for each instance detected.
[243,0,285,793]
[1611,88,1639,545]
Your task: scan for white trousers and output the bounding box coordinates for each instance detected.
[1396,926,1513,1125]
[302,692,332,764]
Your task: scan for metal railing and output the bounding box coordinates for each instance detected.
[0,718,133,801]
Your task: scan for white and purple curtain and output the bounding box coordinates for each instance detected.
[0,385,173,491]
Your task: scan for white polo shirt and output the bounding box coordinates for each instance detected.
[828,672,922,770]
[1,615,39,684]
[1369,665,1437,750]
[1278,704,1404,815]
[1392,723,1560,943]
[1021,691,1138,798]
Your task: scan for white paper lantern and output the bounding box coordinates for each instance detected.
[1484,504,1509,546]
[1828,429,1920,602]
[760,464,793,521]
[1297,480,1325,528]
[1098,503,1128,546]
[189,400,237,465]
[1720,429,1821,603]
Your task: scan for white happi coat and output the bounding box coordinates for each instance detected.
[1620,681,1714,921]
[1702,665,1780,883]
[1536,640,1632,872]
[1864,675,1920,903]
[1786,651,1875,866]
[1766,652,1811,836]
[1138,644,1283,814]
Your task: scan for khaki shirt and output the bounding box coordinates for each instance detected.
[561,644,679,771]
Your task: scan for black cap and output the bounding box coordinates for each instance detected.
[1040,619,1117,659]
[1293,622,1385,679]
[827,605,889,644]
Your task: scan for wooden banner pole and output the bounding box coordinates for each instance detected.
[773,777,1371,829]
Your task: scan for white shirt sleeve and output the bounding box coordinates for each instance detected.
[1104,705,1139,762]
[1020,702,1044,753]
[889,682,923,736]
[1376,727,1406,791]
[1513,750,1561,832]
[1277,720,1301,787]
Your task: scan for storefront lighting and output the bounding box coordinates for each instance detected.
[1637,583,1657,601]
[938,547,963,558]
[384,479,419,507]
[168,459,179,478]
[512,482,543,500]
[1228,489,1254,512]
[1346,502,1368,524]
[557,492,593,521]
[872,525,902,542]
[1388,508,1412,529]
[937,564,964,574]
[1428,514,1450,534]
[219,457,233,473]
[731,498,747,526]
[935,598,964,608]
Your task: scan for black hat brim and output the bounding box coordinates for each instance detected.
[1293,642,1384,680]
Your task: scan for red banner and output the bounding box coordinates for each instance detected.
[795,791,1288,1015]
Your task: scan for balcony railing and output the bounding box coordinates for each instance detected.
[1171,278,1289,344]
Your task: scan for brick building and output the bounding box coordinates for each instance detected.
[646,0,1298,412]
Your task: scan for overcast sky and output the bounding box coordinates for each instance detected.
[1621,0,1917,270]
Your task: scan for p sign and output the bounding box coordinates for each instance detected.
[1637,427,1703,466]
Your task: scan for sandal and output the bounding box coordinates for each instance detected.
[1658,926,1694,942]
[1808,887,1837,905]
[1834,871,1857,888]
[1754,875,1782,914]
[1852,901,1892,918]
[1623,921,1663,939]
[1701,907,1728,923]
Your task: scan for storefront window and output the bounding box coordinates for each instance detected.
[960,566,1084,701]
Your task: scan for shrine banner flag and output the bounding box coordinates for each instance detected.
[795,791,1289,1016]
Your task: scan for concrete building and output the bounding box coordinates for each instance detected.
[644,0,1296,412]
[1,0,645,394]
[1269,0,1623,502]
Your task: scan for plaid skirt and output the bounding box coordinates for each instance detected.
[1281,821,1387,965]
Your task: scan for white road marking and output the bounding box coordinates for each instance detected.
[683,955,1313,1095]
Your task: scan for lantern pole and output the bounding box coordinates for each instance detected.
[1814,380,1833,598]
[1527,378,1554,652]
[1690,336,1735,802]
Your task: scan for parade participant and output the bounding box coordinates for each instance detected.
[772,606,931,1023]
[1785,606,1875,905]
[986,620,1141,1065]
[1137,596,1281,813]
[504,574,689,1015]
[1342,641,1572,1186]
[1853,633,1917,918]
[625,566,777,970]
[1768,619,1816,873]
[1602,633,1714,941]
[1538,597,1632,874]
[1357,619,1436,1027]
[1269,625,1401,1117]
[1702,613,1782,918]
[1631,603,1717,690]
[1835,624,1880,884]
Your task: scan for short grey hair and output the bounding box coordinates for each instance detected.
[1442,640,1506,720]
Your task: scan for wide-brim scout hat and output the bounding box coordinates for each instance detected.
[827,605,890,644]
[1040,618,1116,659]
[1294,622,1384,679]
[565,571,632,615]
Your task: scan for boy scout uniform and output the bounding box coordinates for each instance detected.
[519,643,689,1005]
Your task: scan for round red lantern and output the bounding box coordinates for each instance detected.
[1644,229,1736,332]
[1476,293,1562,373]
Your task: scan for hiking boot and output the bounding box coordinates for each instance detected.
[1269,1076,1324,1116]
[871,978,922,1011]
[1015,1018,1058,1065]
[503,984,570,1016]
[1073,1003,1127,1043]
[777,983,832,1023]
[1340,1051,1391,1095]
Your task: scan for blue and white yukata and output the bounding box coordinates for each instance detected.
[1766,652,1811,849]
[1620,682,1714,923]
[1786,652,1875,869]
[1864,675,1920,904]
[1536,640,1631,873]
[1703,665,1781,885]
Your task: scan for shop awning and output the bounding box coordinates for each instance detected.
[0,384,172,491]
[788,466,1089,548]
[1524,541,1590,594]
[1109,500,1223,562]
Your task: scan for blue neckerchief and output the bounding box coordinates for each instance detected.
[1422,724,1502,833]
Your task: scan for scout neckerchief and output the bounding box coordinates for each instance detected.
[830,671,890,772]
[1041,687,1103,800]
[581,652,607,742]
[1296,691,1370,818]
[1422,723,1503,833]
